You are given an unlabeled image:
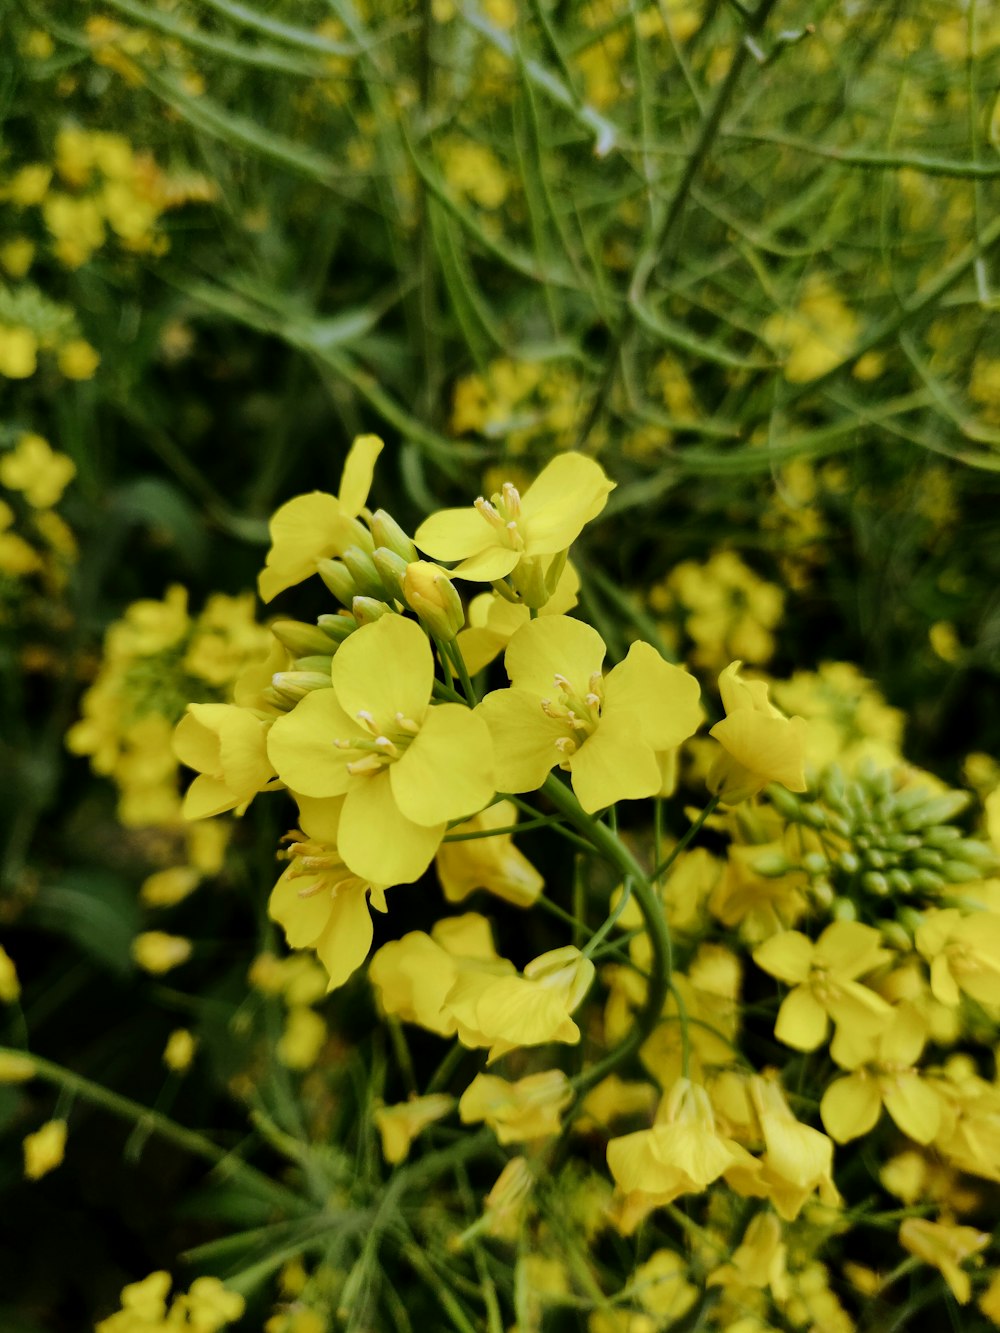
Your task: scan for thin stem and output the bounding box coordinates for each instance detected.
[538,778,672,1100]
[446,638,478,705]
[652,795,720,882]
[442,814,566,841]
[2,1047,310,1215]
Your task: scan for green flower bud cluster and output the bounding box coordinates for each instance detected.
[767,761,998,920]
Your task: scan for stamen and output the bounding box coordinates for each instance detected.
[374,736,398,755]
[394,711,421,734]
[346,754,385,776]
[474,496,504,529]
[501,481,521,516]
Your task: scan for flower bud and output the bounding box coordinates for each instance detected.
[861,871,889,896]
[271,671,332,703]
[880,920,912,951]
[352,597,391,626]
[911,868,944,894]
[751,850,792,877]
[373,546,410,599]
[832,896,858,921]
[767,785,804,822]
[941,860,980,884]
[886,869,912,896]
[293,654,334,673]
[316,612,358,642]
[270,619,339,658]
[342,546,387,600]
[317,558,358,605]
[403,561,465,640]
[370,509,418,563]
[802,852,828,877]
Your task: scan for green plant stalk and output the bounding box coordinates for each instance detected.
[1,1047,310,1216]
[538,777,672,1098]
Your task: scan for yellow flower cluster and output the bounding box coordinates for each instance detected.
[95,1272,244,1333]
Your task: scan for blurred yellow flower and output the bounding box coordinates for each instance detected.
[708,661,808,804]
[23,1119,67,1180]
[374,1093,455,1164]
[436,799,544,907]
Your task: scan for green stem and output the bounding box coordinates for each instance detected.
[538,778,671,1098]
[442,814,566,841]
[651,795,720,882]
[446,639,478,706]
[2,1047,309,1215]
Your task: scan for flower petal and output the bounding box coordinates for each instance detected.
[332,615,432,726]
[478,688,565,793]
[774,984,828,1051]
[338,434,382,516]
[391,704,495,826]
[753,931,813,985]
[338,771,444,884]
[415,507,496,562]
[258,492,356,603]
[519,453,614,555]
[314,884,376,990]
[569,718,660,813]
[504,614,605,696]
[882,1073,941,1145]
[604,642,703,750]
[820,1074,881,1143]
[267,690,356,797]
[709,711,807,792]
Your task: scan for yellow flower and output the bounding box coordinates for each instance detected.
[0,326,37,378]
[707,662,808,804]
[444,944,595,1062]
[163,1029,197,1073]
[435,799,544,907]
[182,1275,246,1331]
[753,920,892,1051]
[277,1005,327,1070]
[269,795,388,990]
[577,1074,657,1131]
[58,338,100,380]
[980,1270,1000,1325]
[458,1069,572,1143]
[140,866,200,908]
[631,1249,699,1321]
[414,453,614,607]
[4,163,51,206]
[0,237,35,278]
[23,1119,67,1179]
[606,1079,758,1222]
[916,908,1000,1007]
[258,434,382,602]
[821,1003,941,1145]
[402,560,465,639]
[735,1075,841,1222]
[479,615,702,813]
[899,1217,988,1304]
[96,1271,172,1332]
[267,615,495,885]
[369,914,513,1037]
[708,1213,789,1300]
[374,1093,455,1164]
[0,434,76,508]
[174,703,277,819]
[132,931,192,974]
[457,561,579,674]
[0,944,20,1003]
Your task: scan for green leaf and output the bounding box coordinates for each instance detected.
[29,872,140,976]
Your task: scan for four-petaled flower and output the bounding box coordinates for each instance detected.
[707,661,808,804]
[267,614,495,884]
[478,614,703,813]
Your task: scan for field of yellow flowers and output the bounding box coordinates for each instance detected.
[3,1,1000,1329]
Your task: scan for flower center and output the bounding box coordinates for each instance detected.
[540,671,604,762]
[280,830,364,898]
[334,708,420,776]
[474,481,526,552]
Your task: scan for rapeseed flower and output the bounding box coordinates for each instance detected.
[267,615,494,883]
[707,662,808,804]
[915,908,1000,1007]
[821,1002,941,1145]
[414,453,614,607]
[459,1070,572,1143]
[435,799,544,907]
[269,794,388,989]
[456,561,579,673]
[174,702,278,819]
[753,920,892,1051]
[479,614,701,812]
[258,434,383,602]
[0,433,76,508]
[899,1217,988,1303]
[374,1094,455,1164]
[23,1119,67,1179]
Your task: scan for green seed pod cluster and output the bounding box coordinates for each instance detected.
[766,761,998,926]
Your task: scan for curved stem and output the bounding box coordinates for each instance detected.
[539,777,672,1099]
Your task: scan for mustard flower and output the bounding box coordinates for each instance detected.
[267,615,493,884]
[915,908,1000,1007]
[435,799,544,907]
[414,453,614,606]
[607,1079,759,1227]
[258,433,382,602]
[456,560,580,674]
[708,1213,789,1301]
[899,1217,988,1304]
[132,931,192,974]
[479,615,702,813]
[269,794,388,990]
[374,1093,456,1164]
[707,661,808,804]
[458,1069,572,1143]
[277,1006,327,1070]
[174,702,278,819]
[734,1075,841,1222]
[0,433,76,507]
[631,1250,699,1322]
[753,920,892,1051]
[821,1002,941,1145]
[163,1028,197,1073]
[23,1119,67,1179]
[369,913,513,1037]
[444,944,595,1062]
